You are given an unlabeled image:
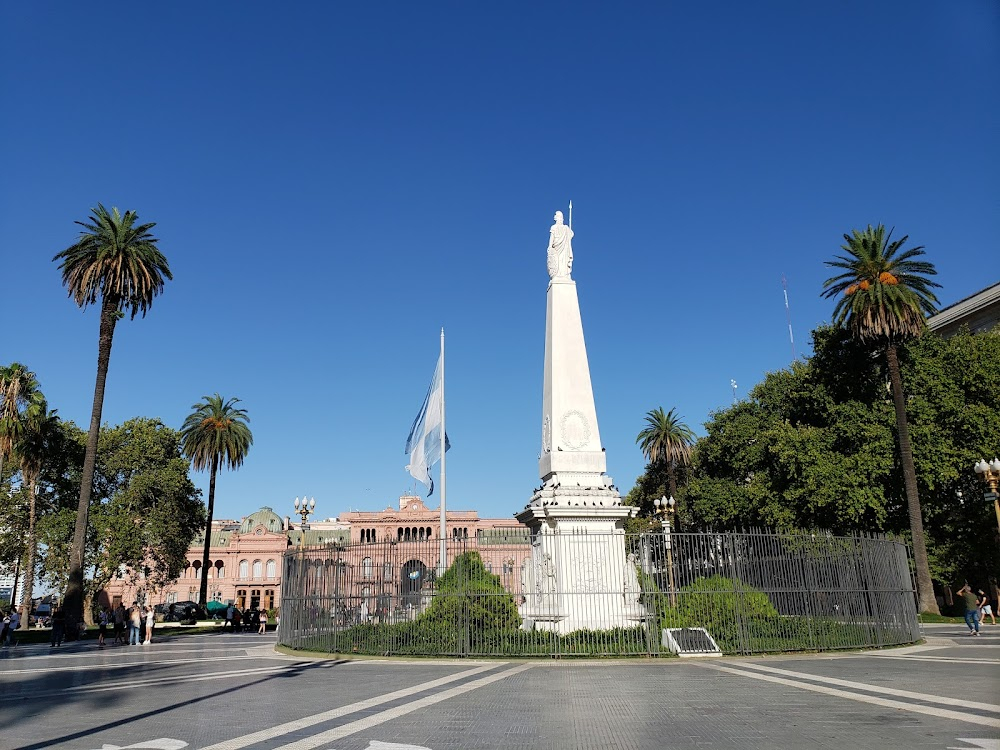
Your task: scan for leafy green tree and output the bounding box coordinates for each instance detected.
[683,324,999,599]
[180,394,252,607]
[52,205,172,627]
[636,407,696,500]
[15,410,60,629]
[38,419,204,613]
[822,224,941,613]
[89,419,205,602]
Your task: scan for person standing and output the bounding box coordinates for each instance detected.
[958,584,981,636]
[113,604,126,645]
[143,606,154,645]
[97,606,108,647]
[128,605,141,646]
[258,609,268,635]
[50,607,65,647]
[0,610,9,647]
[978,590,996,626]
[224,603,235,633]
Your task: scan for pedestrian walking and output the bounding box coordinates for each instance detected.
[143,606,154,645]
[97,606,109,647]
[224,603,235,633]
[50,607,65,647]
[978,590,996,626]
[958,584,981,635]
[128,605,141,645]
[258,609,268,634]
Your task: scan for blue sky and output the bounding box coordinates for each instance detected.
[2,2,997,524]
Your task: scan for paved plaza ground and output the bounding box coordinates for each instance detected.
[0,624,997,750]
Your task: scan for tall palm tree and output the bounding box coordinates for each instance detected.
[636,407,696,501]
[53,204,172,627]
[822,224,940,614]
[0,363,47,481]
[180,394,253,607]
[17,409,59,630]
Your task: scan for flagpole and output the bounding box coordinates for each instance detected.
[438,327,447,578]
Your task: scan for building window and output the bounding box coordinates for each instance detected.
[238,560,248,578]
[363,557,373,580]
[263,589,274,610]
[236,589,247,609]
[252,560,262,579]
[266,559,276,578]
[383,562,392,581]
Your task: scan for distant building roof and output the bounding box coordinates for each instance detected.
[927,282,1000,338]
[239,507,285,534]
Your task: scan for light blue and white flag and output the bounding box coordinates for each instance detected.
[405,352,450,495]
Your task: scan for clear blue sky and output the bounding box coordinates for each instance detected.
[2,2,997,524]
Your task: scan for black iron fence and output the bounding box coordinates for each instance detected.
[278,529,919,657]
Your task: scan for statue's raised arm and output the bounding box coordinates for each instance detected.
[546,210,574,280]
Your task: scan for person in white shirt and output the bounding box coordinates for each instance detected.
[143,607,155,644]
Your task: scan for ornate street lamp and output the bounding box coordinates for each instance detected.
[973,458,1000,535]
[294,496,316,550]
[653,495,677,608]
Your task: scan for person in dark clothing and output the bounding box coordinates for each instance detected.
[50,607,66,647]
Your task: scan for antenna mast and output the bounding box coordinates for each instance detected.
[782,275,796,362]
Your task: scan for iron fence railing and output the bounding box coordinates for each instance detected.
[277,529,919,657]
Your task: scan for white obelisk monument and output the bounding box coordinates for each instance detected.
[516,209,639,634]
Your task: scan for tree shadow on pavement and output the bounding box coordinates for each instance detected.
[4,658,346,750]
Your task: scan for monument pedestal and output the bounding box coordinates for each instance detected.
[516,499,640,634]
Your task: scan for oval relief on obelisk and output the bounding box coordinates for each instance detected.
[560,410,591,451]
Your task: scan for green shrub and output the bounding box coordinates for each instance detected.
[422,551,520,632]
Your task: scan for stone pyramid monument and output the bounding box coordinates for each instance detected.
[516,210,640,634]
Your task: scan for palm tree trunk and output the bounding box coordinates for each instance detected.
[199,455,218,607]
[64,296,118,631]
[18,477,37,630]
[886,343,939,615]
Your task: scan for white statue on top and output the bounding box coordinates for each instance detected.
[546,210,574,280]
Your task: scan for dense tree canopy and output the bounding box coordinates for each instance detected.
[1,417,204,614]
[673,325,999,589]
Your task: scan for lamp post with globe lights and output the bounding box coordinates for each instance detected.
[294,496,316,550]
[653,495,677,607]
[973,458,1000,535]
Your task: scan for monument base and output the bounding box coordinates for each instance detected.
[516,494,640,635]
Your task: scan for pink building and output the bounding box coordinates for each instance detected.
[100,497,528,613]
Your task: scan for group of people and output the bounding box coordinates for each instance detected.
[83,603,156,647]
[222,603,269,634]
[958,584,995,635]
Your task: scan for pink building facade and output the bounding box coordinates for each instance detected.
[100,497,528,613]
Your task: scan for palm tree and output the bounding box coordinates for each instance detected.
[0,363,47,481]
[822,224,940,614]
[53,204,172,627]
[180,394,253,607]
[17,409,59,630]
[636,407,696,501]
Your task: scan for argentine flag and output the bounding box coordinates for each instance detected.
[405,352,450,495]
